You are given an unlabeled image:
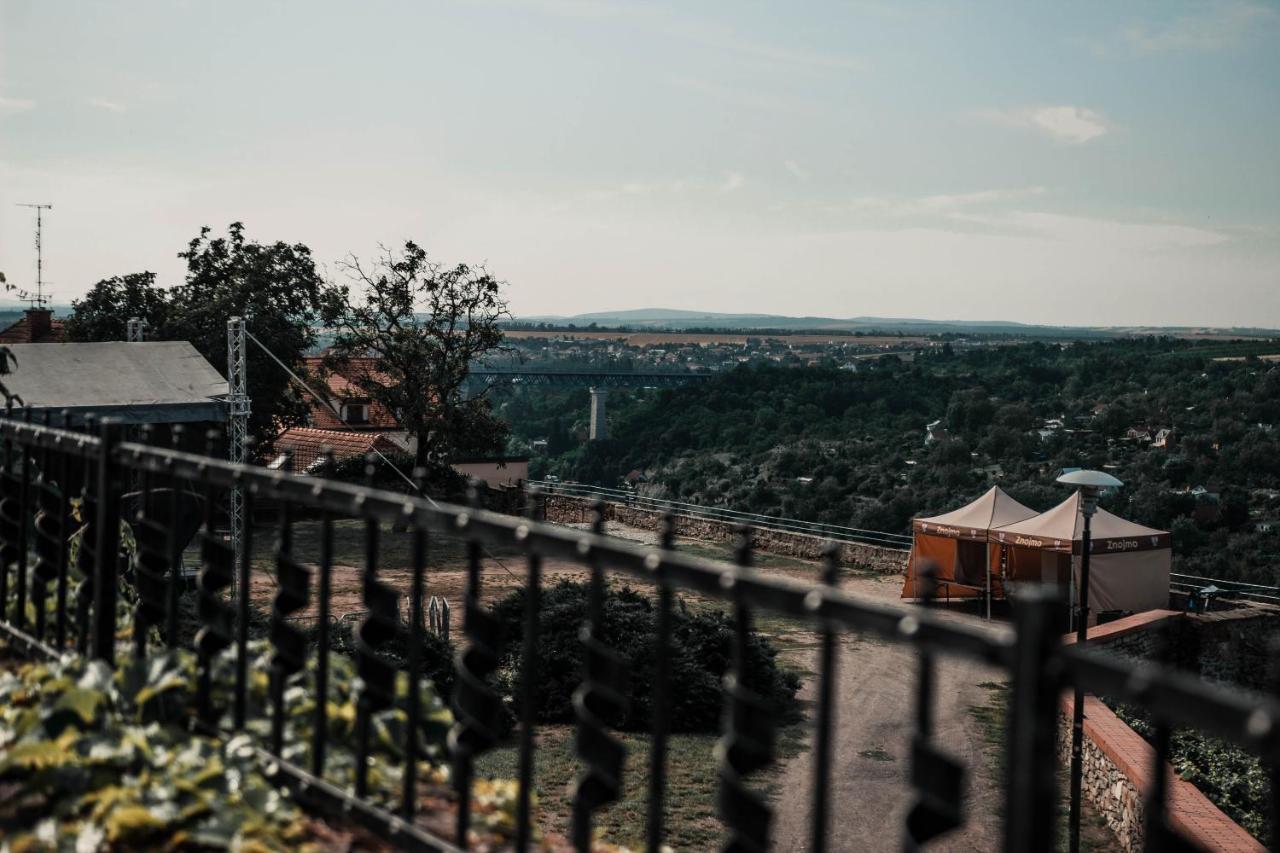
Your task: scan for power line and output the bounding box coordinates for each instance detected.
[241,329,526,586]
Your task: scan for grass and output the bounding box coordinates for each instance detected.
[966,681,1119,853]
[474,721,808,850]
[857,746,895,762]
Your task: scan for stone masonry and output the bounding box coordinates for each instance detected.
[540,494,909,573]
[1060,611,1268,852]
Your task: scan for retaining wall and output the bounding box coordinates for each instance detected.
[541,494,909,574]
[1060,611,1267,852]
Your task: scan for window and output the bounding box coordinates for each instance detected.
[342,401,370,425]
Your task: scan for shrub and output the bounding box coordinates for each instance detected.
[1113,703,1270,846]
[489,580,801,733]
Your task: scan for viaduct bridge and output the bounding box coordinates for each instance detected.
[464,367,712,439]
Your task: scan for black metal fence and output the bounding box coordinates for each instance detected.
[1,410,1278,851]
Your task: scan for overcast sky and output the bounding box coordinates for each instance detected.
[2,0,1278,327]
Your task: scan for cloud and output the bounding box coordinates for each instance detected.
[87,97,126,113]
[0,97,36,114]
[1123,2,1278,52]
[948,210,1231,251]
[784,160,808,181]
[844,186,1047,218]
[982,106,1109,144]
[720,172,745,193]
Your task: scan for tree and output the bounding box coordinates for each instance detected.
[64,272,169,342]
[322,241,511,471]
[63,225,334,454]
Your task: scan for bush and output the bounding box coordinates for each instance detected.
[489,580,801,733]
[1113,703,1270,846]
[328,618,458,698]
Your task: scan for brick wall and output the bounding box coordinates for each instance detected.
[540,494,909,574]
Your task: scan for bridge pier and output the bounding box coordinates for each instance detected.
[589,387,607,441]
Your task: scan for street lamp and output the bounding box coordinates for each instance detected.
[1057,469,1123,853]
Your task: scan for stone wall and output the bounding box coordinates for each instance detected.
[1059,695,1146,851]
[1070,606,1280,691]
[1059,611,1270,852]
[1059,693,1265,852]
[540,494,909,574]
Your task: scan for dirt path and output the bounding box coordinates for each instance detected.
[760,570,1005,853]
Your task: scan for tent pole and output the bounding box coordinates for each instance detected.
[985,541,991,620]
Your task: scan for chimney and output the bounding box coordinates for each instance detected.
[24,308,53,343]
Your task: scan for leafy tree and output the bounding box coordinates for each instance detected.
[322,241,511,470]
[64,272,170,342]
[168,223,335,451]
[62,224,334,454]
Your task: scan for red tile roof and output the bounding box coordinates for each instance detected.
[0,310,66,344]
[303,356,401,429]
[274,427,404,472]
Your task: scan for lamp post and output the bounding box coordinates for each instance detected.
[1057,469,1123,853]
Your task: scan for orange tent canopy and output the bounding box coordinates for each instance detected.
[901,486,1037,601]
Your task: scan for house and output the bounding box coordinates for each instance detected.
[925,419,948,445]
[1152,428,1175,449]
[272,427,406,473]
[0,308,66,344]
[302,357,400,431]
[1125,426,1153,443]
[289,354,524,490]
[2,341,226,425]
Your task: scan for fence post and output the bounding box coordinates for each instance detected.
[91,419,121,662]
[1002,586,1059,853]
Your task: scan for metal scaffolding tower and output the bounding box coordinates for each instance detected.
[226,317,250,579]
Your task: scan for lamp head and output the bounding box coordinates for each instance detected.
[1057,469,1123,516]
[1055,469,1123,491]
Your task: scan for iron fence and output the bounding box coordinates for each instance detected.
[0,410,1278,851]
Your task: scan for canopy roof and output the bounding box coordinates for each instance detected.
[4,342,228,424]
[991,491,1170,553]
[912,486,1038,541]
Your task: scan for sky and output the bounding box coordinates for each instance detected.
[1,0,1278,327]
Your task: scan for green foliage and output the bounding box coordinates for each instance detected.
[63,223,338,453]
[308,448,467,499]
[0,651,310,849]
[64,272,171,344]
[505,339,1280,586]
[1114,704,1270,846]
[322,241,512,469]
[490,580,801,733]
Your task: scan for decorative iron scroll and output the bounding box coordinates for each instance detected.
[0,439,21,609]
[195,497,235,720]
[572,502,630,850]
[270,479,309,753]
[31,451,63,639]
[718,527,774,853]
[903,563,964,851]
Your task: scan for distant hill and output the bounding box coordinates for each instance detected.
[513,308,1279,340]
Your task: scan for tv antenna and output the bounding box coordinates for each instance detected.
[15,203,53,308]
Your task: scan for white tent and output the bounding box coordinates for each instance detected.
[991,491,1171,613]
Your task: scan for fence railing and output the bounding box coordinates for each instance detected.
[1,410,1278,851]
[534,479,914,551]
[1171,571,1280,607]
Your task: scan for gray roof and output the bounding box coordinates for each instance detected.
[4,341,229,424]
